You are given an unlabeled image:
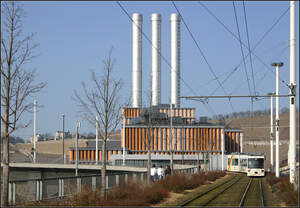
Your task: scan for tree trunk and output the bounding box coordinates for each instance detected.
[204,153,207,171]
[1,135,9,207]
[1,65,11,207]
[197,151,200,174]
[101,140,106,199]
[170,151,174,175]
[147,149,151,184]
[1,116,10,206]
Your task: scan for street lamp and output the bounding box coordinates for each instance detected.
[271,62,283,177]
[62,114,65,164]
[267,92,275,173]
[75,122,80,176]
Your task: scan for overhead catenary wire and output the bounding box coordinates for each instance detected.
[232,1,255,137]
[242,1,256,96]
[115,1,217,117]
[172,1,236,113]
[198,1,291,89]
[231,43,290,95]
[212,43,288,98]
[210,67,239,96]
[232,1,252,96]
[194,70,232,91]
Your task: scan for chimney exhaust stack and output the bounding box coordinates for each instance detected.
[132,13,143,107]
[151,13,162,106]
[170,13,181,108]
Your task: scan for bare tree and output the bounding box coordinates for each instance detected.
[0,1,46,206]
[144,102,153,184]
[73,48,123,198]
[140,92,154,184]
[196,131,201,174]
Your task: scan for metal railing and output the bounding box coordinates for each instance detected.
[8,166,197,205]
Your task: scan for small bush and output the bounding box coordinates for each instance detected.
[143,184,169,204]
[205,171,226,182]
[158,173,192,193]
[157,171,225,193]
[266,172,298,206]
[266,172,281,186]
[104,180,168,206]
[67,186,103,206]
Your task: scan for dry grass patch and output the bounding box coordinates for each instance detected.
[266,172,298,206]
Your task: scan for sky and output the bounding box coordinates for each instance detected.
[1,1,299,140]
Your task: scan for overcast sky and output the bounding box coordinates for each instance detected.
[2,1,298,139]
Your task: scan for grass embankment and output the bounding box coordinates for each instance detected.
[265,172,298,206]
[22,171,226,206]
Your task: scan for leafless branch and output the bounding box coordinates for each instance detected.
[1,1,46,206]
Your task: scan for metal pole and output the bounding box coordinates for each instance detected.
[240,133,244,153]
[96,117,98,165]
[289,0,296,187]
[75,122,80,176]
[269,94,274,173]
[170,101,174,173]
[272,62,283,177]
[122,114,126,166]
[62,114,65,164]
[275,65,280,177]
[33,100,37,163]
[221,129,224,170]
[0,66,2,162]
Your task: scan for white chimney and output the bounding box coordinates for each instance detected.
[170,13,181,108]
[151,13,162,106]
[132,13,143,107]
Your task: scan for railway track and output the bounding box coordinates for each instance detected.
[240,177,264,207]
[180,174,265,207]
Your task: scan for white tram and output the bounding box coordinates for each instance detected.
[247,154,265,177]
[227,153,265,177]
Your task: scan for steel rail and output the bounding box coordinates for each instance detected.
[239,177,253,207]
[202,176,243,206]
[179,175,238,207]
[259,179,264,207]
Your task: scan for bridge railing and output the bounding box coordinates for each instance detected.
[8,166,197,205]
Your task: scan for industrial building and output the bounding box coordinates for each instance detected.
[68,13,244,170]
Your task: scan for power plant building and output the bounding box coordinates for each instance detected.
[68,13,244,170]
[69,105,243,169]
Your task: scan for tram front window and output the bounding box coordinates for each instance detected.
[248,158,264,169]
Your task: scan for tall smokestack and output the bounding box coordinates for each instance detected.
[170,13,181,108]
[151,13,162,106]
[132,13,143,107]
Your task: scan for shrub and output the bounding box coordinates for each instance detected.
[266,172,281,186]
[266,172,298,206]
[156,171,226,193]
[157,173,192,193]
[103,180,168,206]
[205,171,226,182]
[143,184,169,204]
[67,186,103,206]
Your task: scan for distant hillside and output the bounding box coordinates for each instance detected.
[219,112,299,170]
[224,112,299,141]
